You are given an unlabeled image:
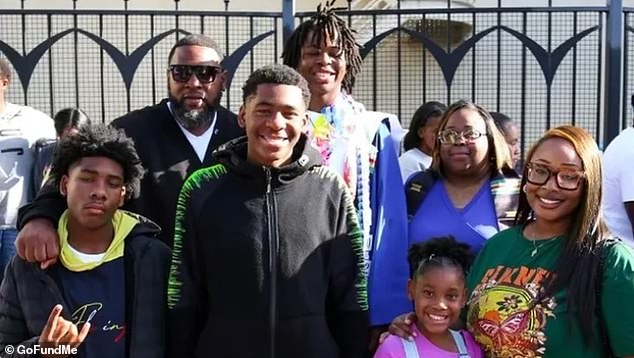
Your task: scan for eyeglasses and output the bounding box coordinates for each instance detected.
[168,65,222,84]
[438,128,485,145]
[526,162,584,190]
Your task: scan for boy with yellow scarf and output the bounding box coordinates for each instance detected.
[0,123,170,358]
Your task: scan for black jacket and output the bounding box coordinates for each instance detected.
[18,100,244,246]
[167,135,369,358]
[0,213,170,358]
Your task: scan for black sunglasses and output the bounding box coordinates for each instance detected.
[168,64,222,84]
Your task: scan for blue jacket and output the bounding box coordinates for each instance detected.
[367,119,409,326]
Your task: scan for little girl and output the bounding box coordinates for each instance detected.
[374,236,483,358]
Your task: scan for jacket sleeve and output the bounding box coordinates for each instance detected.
[0,259,41,358]
[368,123,411,325]
[326,186,369,358]
[17,178,66,230]
[166,180,207,358]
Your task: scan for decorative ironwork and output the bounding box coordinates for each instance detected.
[0,2,629,149]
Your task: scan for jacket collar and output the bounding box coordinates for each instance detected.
[213,134,322,186]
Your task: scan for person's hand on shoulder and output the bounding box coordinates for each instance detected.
[15,218,60,269]
[385,312,417,342]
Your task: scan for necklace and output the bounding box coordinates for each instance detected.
[525,223,559,257]
[530,238,558,257]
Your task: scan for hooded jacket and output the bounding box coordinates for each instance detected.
[0,212,170,358]
[167,135,369,358]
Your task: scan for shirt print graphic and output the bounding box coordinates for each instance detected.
[0,135,28,221]
[72,302,126,343]
[467,265,557,358]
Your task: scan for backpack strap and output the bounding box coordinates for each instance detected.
[34,137,56,150]
[399,337,420,358]
[596,237,619,358]
[399,330,470,357]
[405,170,437,220]
[489,175,521,229]
[406,170,519,225]
[450,329,471,357]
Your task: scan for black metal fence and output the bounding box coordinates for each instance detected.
[335,7,608,155]
[0,0,630,153]
[0,8,281,126]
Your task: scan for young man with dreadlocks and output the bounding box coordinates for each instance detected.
[282,0,408,339]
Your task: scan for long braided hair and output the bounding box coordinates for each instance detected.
[281,0,363,93]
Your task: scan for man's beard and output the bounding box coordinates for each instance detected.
[168,91,223,131]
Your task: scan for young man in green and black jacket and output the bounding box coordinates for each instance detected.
[167,64,369,358]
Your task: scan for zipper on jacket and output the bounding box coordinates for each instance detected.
[265,168,278,358]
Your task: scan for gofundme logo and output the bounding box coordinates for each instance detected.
[4,344,78,356]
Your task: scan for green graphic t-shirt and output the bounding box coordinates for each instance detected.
[466,226,634,358]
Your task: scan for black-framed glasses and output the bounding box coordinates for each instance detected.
[526,162,584,190]
[168,64,222,84]
[438,128,485,145]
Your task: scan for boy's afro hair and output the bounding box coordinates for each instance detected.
[50,123,144,198]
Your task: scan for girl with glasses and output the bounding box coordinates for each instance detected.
[464,125,634,357]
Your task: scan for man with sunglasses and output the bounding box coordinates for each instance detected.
[15,34,244,268]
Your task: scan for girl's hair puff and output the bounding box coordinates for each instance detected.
[408,236,474,279]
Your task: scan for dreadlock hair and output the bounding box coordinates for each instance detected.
[408,236,474,280]
[50,123,144,199]
[281,0,362,93]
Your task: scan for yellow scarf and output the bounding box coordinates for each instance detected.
[58,210,138,272]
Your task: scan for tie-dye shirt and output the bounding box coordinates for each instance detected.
[306,93,376,264]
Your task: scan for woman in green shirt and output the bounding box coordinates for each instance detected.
[466,125,634,357]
